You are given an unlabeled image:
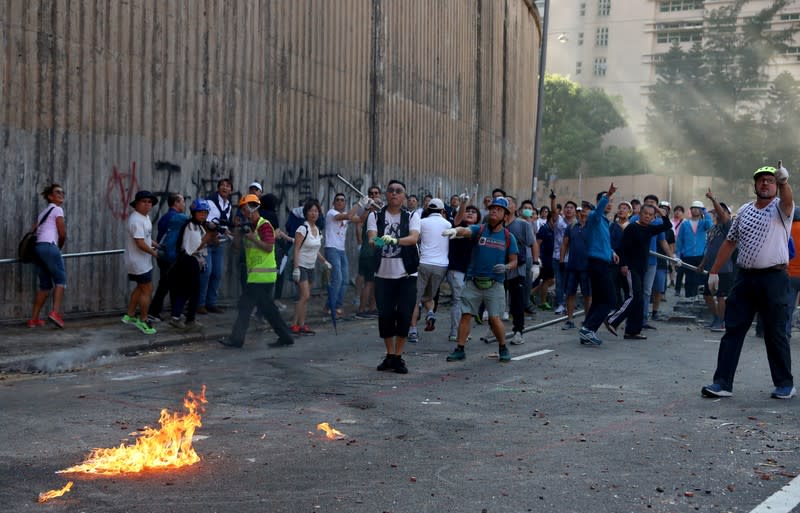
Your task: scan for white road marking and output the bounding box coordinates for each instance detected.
[511,349,554,361]
[750,474,800,513]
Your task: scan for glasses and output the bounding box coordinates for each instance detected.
[369,191,381,196]
[53,189,65,195]
[334,197,346,202]
[386,187,405,194]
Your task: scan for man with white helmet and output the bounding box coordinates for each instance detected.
[676,200,713,297]
[702,163,795,400]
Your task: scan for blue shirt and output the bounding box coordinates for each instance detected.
[467,224,519,283]
[585,195,613,263]
[676,213,714,258]
[564,222,589,271]
[156,207,180,243]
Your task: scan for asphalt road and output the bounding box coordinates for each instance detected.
[2,310,799,513]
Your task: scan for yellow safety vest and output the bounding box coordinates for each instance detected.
[245,217,278,283]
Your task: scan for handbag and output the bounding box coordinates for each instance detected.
[18,207,55,263]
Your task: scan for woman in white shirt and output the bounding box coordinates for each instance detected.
[29,184,67,328]
[292,199,331,334]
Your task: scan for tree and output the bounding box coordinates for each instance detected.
[540,74,628,178]
[646,0,799,179]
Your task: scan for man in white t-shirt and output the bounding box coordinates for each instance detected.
[367,179,421,374]
[324,192,363,315]
[407,198,452,343]
[123,190,160,335]
[702,164,795,400]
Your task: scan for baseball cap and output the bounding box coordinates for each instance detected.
[239,193,261,207]
[248,182,263,192]
[428,198,445,210]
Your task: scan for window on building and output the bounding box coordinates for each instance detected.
[655,21,703,44]
[786,46,800,54]
[596,27,609,46]
[593,57,607,76]
[578,32,584,46]
[576,61,583,75]
[598,0,611,16]
[780,13,800,21]
[659,0,703,12]
[580,3,586,16]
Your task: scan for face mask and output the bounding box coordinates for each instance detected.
[521,208,533,218]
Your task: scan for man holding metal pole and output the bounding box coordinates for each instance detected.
[701,164,795,400]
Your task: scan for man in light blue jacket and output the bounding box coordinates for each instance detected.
[676,200,713,297]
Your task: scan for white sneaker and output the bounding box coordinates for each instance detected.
[510,331,524,345]
[554,305,566,315]
[502,311,510,321]
[482,311,488,321]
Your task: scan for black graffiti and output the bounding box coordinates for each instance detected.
[152,160,183,219]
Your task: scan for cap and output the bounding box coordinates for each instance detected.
[489,196,511,214]
[690,200,705,209]
[248,181,263,192]
[659,200,671,207]
[428,198,445,210]
[575,206,583,212]
[130,190,158,208]
[581,200,595,211]
[239,193,261,207]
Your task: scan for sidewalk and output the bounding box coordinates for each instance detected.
[0,296,342,374]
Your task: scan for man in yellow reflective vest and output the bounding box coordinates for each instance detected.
[218,195,295,348]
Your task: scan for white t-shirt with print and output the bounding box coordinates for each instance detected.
[296,222,323,269]
[367,209,421,279]
[729,198,793,269]
[325,208,349,250]
[418,213,451,267]
[124,210,154,275]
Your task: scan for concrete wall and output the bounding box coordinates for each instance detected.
[0,0,541,319]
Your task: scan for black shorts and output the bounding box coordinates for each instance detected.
[539,263,554,281]
[358,254,377,281]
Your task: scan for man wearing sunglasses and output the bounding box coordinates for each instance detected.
[325,192,364,316]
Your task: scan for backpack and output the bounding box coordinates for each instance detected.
[285,210,306,239]
[158,214,191,264]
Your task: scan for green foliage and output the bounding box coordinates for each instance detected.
[646,0,800,179]
[541,74,628,178]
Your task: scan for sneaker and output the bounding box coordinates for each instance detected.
[510,331,524,345]
[301,325,315,335]
[448,335,459,342]
[206,305,225,313]
[146,314,162,324]
[217,337,243,348]
[554,305,566,315]
[524,306,537,315]
[268,338,295,348]
[169,317,186,330]
[771,386,797,400]
[134,318,157,335]
[561,320,576,330]
[121,314,136,325]
[502,311,510,321]
[650,311,659,321]
[407,330,418,343]
[26,318,45,328]
[701,383,733,398]
[498,345,511,362]
[446,346,466,361]
[539,302,552,311]
[291,324,301,335]
[354,311,372,320]
[45,311,64,328]
[579,327,602,346]
[642,323,657,330]
[424,311,436,331]
[704,316,719,328]
[184,320,204,332]
[393,356,409,374]
[603,317,618,337]
[377,354,394,371]
[482,311,489,322]
[710,320,726,333]
[275,300,288,311]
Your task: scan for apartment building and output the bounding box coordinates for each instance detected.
[544,0,800,146]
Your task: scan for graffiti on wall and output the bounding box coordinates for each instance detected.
[105,161,139,221]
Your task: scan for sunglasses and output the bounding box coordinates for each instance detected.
[53,189,65,195]
[387,187,405,194]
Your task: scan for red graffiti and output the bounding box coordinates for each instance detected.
[106,162,139,220]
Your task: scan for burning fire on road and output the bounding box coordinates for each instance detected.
[316,422,346,440]
[57,386,207,475]
[37,481,73,503]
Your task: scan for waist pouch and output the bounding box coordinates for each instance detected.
[472,277,495,290]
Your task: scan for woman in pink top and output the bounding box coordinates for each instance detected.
[29,184,67,328]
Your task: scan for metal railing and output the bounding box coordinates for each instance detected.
[0,249,124,265]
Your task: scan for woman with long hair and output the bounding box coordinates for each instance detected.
[291,199,331,334]
[29,184,67,328]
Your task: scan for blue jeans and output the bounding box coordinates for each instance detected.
[642,264,657,321]
[786,276,800,338]
[325,247,349,310]
[552,257,565,307]
[34,242,66,290]
[713,269,792,391]
[199,243,225,307]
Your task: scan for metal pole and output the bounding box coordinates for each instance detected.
[530,0,549,207]
[0,249,125,265]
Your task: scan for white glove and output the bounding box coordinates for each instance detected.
[358,196,370,208]
[707,273,719,295]
[324,261,333,270]
[530,264,540,282]
[380,235,398,245]
[777,166,789,184]
[673,257,683,267]
[442,228,459,239]
[492,263,510,274]
[292,268,301,283]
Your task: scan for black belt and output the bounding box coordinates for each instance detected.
[740,264,787,273]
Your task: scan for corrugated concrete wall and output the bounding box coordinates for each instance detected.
[0,0,540,319]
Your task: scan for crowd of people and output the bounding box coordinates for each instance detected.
[26,165,796,399]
